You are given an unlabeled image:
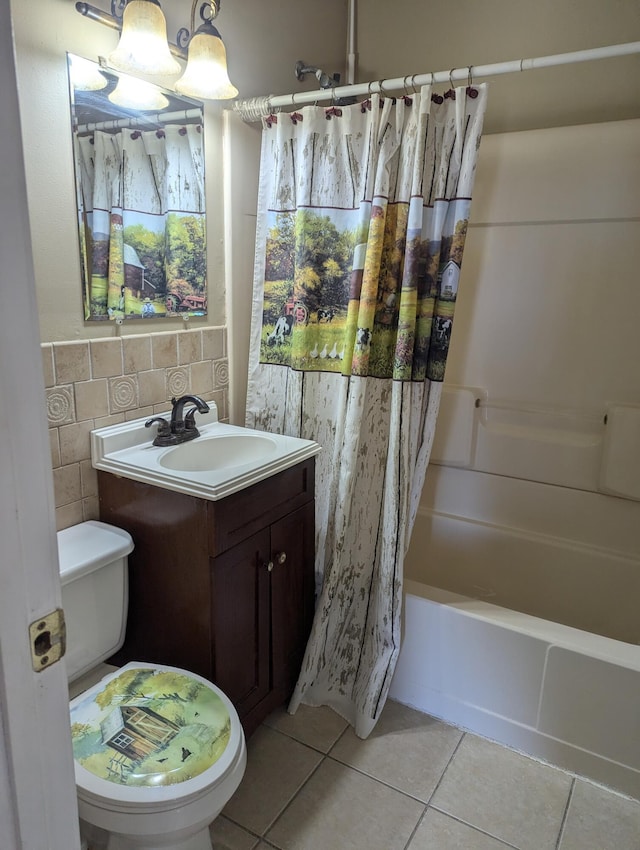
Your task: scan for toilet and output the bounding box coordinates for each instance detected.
[59,520,247,850]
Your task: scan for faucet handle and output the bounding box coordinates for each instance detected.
[145,416,175,447]
[145,416,171,436]
[184,405,210,438]
[184,407,199,431]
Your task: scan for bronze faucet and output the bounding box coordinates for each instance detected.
[145,395,210,447]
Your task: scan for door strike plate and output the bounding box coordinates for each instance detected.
[29,609,66,672]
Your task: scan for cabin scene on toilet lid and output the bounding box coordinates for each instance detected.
[70,668,231,787]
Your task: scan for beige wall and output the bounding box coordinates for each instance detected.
[357,0,640,134]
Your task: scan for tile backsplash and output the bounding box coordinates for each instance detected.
[43,327,228,530]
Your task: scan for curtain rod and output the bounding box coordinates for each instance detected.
[233,41,640,120]
[75,107,203,135]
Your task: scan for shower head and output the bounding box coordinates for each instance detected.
[295,60,339,90]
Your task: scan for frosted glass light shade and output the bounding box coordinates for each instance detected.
[108,76,170,110]
[108,0,181,76]
[175,22,238,100]
[69,55,108,91]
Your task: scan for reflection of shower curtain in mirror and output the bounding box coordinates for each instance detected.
[74,124,206,321]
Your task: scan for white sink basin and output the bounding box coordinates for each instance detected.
[159,433,278,472]
[91,405,321,501]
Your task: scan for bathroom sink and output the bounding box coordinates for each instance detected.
[91,404,321,501]
[159,433,278,472]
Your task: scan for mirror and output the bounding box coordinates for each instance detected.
[67,54,207,322]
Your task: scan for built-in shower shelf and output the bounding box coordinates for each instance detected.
[429,386,640,497]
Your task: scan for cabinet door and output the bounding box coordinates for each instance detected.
[270,501,315,699]
[211,528,271,717]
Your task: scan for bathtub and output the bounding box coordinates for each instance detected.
[389,507,640,800]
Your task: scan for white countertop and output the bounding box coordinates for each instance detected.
[91,408,321,502]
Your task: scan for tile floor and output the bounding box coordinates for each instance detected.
[211,700,640,850]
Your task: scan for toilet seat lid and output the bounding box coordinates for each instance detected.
[70,663,244,806]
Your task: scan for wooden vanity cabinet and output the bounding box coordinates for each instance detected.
[99,458,315,736]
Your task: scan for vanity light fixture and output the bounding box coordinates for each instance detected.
[174,1,238,100]
[75,1,238,100]
[108,74,170,110]
[108,0,181,76]
[68,53,108,90]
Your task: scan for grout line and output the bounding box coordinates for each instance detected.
[322,726,467,807]
[423,729,466,807]
[220,725,328,844]
[324,751,434,804]
[259,751,327,844]
[217,814,263,842]
[554,777,575,850]
[428,805,523,848]
[213,823,261,850]
[327,717,352,754]
[417,732,524,848]
[265,717,348,756]
[401,804,429,850]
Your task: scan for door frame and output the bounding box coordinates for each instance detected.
[0,2,81,846]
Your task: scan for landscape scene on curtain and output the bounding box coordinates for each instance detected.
[259,199,470,381]
[85,210,206,321]
[70,668,230,787]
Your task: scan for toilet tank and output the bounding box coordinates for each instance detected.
[57,520,134,682]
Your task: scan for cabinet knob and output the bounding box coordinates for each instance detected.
[266,560,274,572]
[276,551,287,565]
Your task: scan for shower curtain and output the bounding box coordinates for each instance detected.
[74,124,206,321]
[245,84,487,737]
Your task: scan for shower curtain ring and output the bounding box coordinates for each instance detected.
[378,79,388,98]
[362,81,374,111]
[266,95,282,121]
[401,75,416,104]
[412,73,421,94]
[466,65,479,98]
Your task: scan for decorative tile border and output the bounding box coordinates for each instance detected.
[46,385,75,426]
[214,359,229,388]
[109,376,138,411]
[167,367,190,398]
